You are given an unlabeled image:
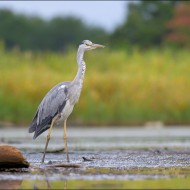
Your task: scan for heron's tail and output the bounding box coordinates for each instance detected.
[29,111,38,134]
[29,117,51,139]
[33,124,50,139]
[29,124,36,133]
[29,122,49,139]
[29,109,52,139]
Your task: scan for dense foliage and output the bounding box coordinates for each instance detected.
[0,47,190,125]
[0,9,108,51]
[1,1,190,51]
[165,2,190,48]
[111,1,177,48]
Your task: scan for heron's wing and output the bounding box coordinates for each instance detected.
[29,82,69,139]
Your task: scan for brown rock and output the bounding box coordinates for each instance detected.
[0,144,29,168]
[0,180,22,190]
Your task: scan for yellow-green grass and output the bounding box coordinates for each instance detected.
[0,47,190,125]
[20,167,190,189]
[20,177,190,189]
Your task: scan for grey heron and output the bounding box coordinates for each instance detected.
[29,40,104,163]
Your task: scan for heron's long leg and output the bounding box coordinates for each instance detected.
[63,119,70,162]
[41,115,58,163]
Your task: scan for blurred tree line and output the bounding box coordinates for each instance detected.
[0,0,189,51]
[0,10,108,51]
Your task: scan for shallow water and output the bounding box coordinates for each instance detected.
[1,126,190,189]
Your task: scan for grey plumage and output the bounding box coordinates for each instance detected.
[29,82,69,139]
[28,40,104,163]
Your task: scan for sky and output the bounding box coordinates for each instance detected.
[0,1,128,33]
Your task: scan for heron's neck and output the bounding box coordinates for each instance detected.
[73,48,86,86]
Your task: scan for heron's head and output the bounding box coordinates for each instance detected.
[79,40,105,51]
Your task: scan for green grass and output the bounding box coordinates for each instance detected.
[0,47,190,125]
[20,166,190,189]
[21,177,190,189]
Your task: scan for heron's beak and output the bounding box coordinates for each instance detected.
[91,43,105,49]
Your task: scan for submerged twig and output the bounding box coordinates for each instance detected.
[46,163,81,168]
[41,147,65,153]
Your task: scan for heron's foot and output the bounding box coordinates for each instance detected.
[41,158,45,164]
[66,156,70,163]
[41,153,46,164]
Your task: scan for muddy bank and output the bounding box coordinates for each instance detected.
[1,127,190,189]
[1,148,190,181]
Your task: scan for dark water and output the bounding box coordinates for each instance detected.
[1,126,190,189]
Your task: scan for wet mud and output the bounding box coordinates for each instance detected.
[1,127,190,189]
